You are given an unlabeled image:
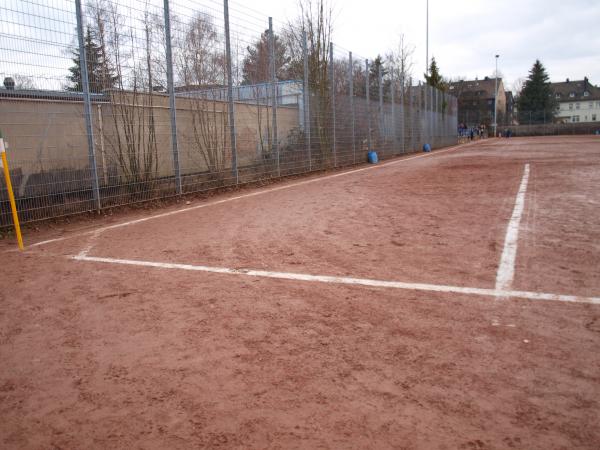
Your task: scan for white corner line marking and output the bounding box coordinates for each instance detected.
[30,143,473,248]
[495,164,530,292]
[72,254,600,305]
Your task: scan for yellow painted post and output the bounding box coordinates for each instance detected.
[1,131,24,250]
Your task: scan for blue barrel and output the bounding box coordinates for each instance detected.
[423,143,431,152]
[367,150,378,164]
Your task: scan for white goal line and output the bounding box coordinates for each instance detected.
[72,254,600,305]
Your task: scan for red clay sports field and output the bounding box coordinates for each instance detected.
[1,136,599,448]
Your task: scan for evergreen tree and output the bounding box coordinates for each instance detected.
[517,59,557,124]
[242,29,289,85]
[368,55,390,100]
[424,57,445,90]
[67,27,118,93]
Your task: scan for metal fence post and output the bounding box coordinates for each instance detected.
[400,74,405,153]
[163,0,182,194]
[75,0,101,210]
[408,78,414,152]
[427,85,431,146]
[432,87,436,145]
[302,30,311,170]
[420,82,424,147]
[349,51,356,163]
[430,86,434,144]
[421,83,425,145]
[419,82,423,149]
[224,0,238,183]
[435,87,439,147]
[329,42,336,167]
[391,67,396,152]
[428,85,432,146]
[433,86,437,144]
[97,104,108,185]
[441,90,446,143]
[366,59,371,151]
[438,91,448,146]
[425,83,429,146]
[431,86,435,145]
[378,63,383,148]
[268,17,279,176]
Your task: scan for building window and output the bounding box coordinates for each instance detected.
[593,114,597,121]
[569,92,575,97]
[555,93,561,99]
[583,91,590,97]
[576,103,580,109]
[569,103,573,110]
[572,115,580,122]
[590,102,594,109]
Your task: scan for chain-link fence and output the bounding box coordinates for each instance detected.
[506,109,600,137]
[0,0,458,227]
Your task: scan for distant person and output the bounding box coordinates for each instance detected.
[469,128,474,141]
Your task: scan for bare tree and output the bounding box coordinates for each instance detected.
[170,12,229,176]
[91,1,159,189]
[175,12,224,87]
[385,33,415,91]
[286,0,334,165]
[12,74,36,90]
[512,77,526,97]
[187,95,228,176]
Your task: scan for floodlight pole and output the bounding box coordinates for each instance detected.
[494,54,499,137]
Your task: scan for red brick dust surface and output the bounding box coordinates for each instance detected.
[1,136,599,449]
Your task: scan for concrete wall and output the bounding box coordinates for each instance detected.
[0,93,300,191]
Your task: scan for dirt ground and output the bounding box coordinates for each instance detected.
[1,136,599,449]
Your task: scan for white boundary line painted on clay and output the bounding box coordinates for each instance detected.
[72,253,600,305]
[495,164,530,291]
[30,143,474,248]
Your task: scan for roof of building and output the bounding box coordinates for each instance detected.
[0,88,107,102]
[550,78,600,101]
[448,77,503,99]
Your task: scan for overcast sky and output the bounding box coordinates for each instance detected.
[3,0,598,93]
[252,0,600,93]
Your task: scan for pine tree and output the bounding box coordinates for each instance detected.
[368,55,390,100]
[242,29,289,85]
[424,57,445,90]
[517,60,557,124]
[67,27,118,93]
